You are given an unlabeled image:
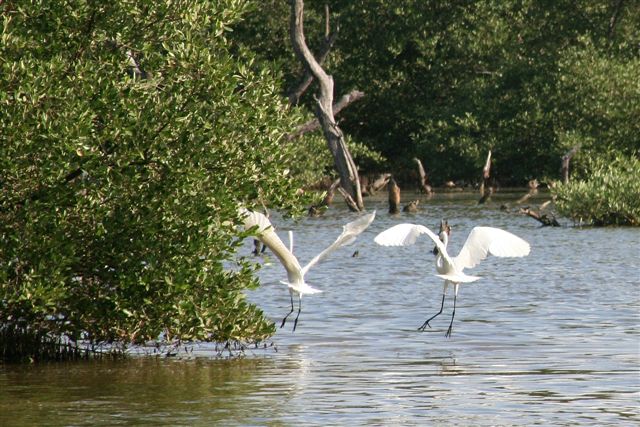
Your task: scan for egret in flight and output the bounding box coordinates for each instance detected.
[241,209,376,331]
[374,220,530,337]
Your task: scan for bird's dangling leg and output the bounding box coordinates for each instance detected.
[280,292,295,328]
[292,295,302,332]
[445,285,459,338]
[418,294,445,331]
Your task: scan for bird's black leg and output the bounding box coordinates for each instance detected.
[445,294,457,338]
[280,293,295,328]
[418,294,445,331]
[292,296,302,332]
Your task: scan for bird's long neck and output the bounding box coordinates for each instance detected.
[440,232,449,250]
[435,231,449,273]
[288,230,294,253]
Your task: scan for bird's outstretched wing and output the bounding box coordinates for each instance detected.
[374,223,454,265]
[240,209,303,284]
[301,211,376,276]
[374,223,438,247]
[453,226,530,270]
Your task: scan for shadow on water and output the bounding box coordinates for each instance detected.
[1,191,639,425]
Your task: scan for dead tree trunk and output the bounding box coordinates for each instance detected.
[367,173,391,194]
[288,5,337,106]
[561,145,580,184]
[290,0,364,211]
[413,158,433,194]
[388,178,401,214]
[479,150,493,204]
[285,90,364,141]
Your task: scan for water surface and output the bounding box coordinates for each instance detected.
[1,192,639,426]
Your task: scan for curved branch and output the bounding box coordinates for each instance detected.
[286,90,364,141]
[290,0,334,115]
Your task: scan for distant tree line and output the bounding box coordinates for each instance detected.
[233,0,639,186]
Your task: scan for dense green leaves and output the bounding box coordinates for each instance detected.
[553,154,640,226]
[1,0,308,350]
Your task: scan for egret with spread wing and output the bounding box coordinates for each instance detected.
[241,209,376,331]
[375,220,530,337]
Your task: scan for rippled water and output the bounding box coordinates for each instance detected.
[1,192,639,426]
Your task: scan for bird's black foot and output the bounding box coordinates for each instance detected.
[417,321,432,331]
[444,325,453,338]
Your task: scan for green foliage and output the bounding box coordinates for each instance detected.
[0,0,308,352]
[554,38,640,159]
[235,1,639,185]
[553,154,640,226]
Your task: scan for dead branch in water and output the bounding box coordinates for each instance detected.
[360,173,390,196]
[388,178,401,214]
[519,207,560,227]
[479,150,493,204]
[413,158,433,194]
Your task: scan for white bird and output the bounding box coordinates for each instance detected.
[241,208,376,331]
[375,219,530,337]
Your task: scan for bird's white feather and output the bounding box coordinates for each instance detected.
[241,209,376,293]
[240,209,303,285]
[453,226,531,271]
[374,223,433,246]
[301,211,376,276]
[375,223,454,263]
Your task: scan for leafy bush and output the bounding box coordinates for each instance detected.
[553,154,640,226]
[0,1,308,357]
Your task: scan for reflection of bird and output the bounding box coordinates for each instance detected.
[241,209,376,331]
[375,219,530,337]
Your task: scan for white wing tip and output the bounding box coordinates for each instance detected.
[374,234,403,246]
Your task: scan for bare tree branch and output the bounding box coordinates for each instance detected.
[479,150,492,204]
[562,144,580,184]
[288,4,338,106]
[286,90,364,141]
[413,157,433,194]
[290,0,363,211]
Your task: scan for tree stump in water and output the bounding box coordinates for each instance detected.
[388,178,401,214]
[403,200,420,213]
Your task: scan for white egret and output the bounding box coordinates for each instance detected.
[374,220,530,337]
[241,209,376,331]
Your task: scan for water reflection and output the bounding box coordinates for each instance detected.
[1,192,639,425]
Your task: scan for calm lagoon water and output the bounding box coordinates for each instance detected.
[1,192,639,426]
